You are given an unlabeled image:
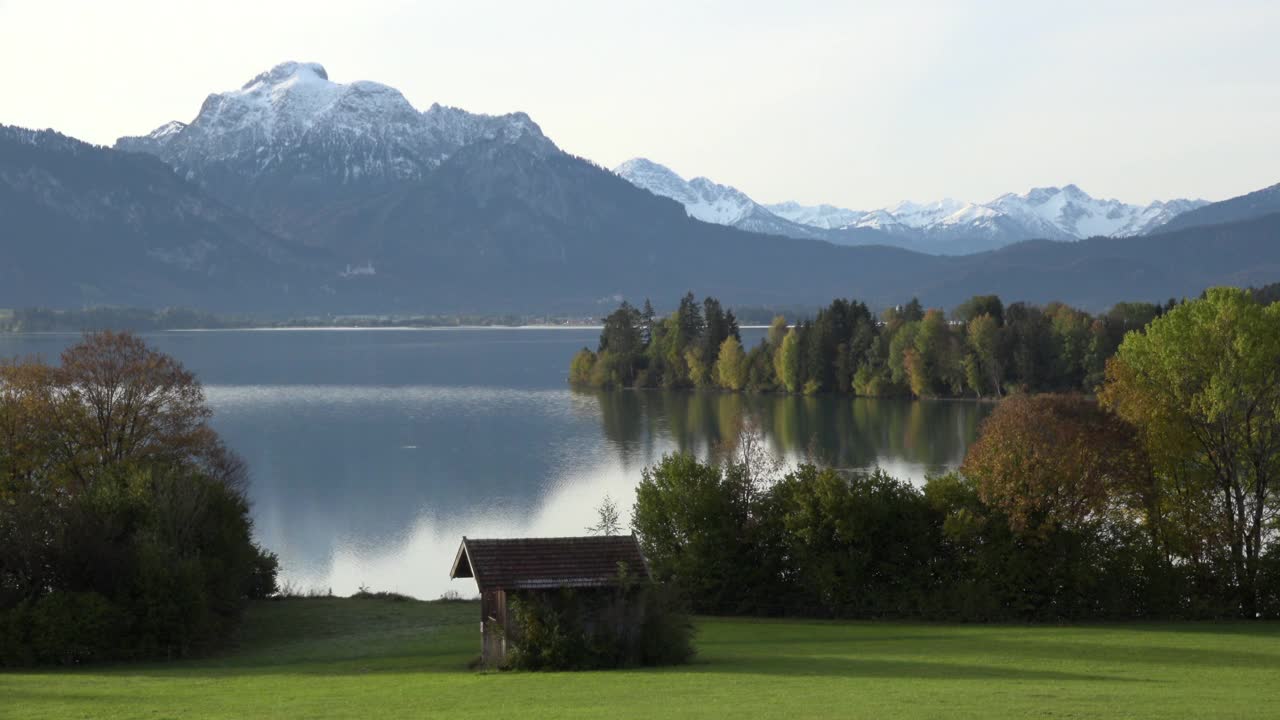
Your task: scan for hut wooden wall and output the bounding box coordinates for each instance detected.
[480,589,508,665]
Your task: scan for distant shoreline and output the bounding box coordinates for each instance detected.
[169,324,774,332]
[168,325,606,332]
[1,301,798,334]
[3,324,779,334]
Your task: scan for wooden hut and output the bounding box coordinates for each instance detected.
[448,535,650,665]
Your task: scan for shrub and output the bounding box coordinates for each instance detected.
[0,604,35,666]
[635,583,697,665]
[27,591,126,665]
[774,466,942,618]
[353,586,413,602]
[273,583,334,600]
[852,365,894,396]
[246,549,281,600]
[506,580,694,671]
[568,348,597,385]
[1261,551,1280,619]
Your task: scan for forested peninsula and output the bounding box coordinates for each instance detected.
[569,292,1181,397]
[627,287,1280,619]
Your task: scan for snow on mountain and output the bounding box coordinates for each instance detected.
[614,158,755,225]
[766,201,866,229]
[1126,199,1212,234]
[613,159,1184,253]
[777,187,1206,245]
[614,158,827,239]
[886,198,967,228]
[763,187,1207,253]
[614,154,1209,253]
[846,209,898,232]
[116,61,554,188]
[987,185,1209,240]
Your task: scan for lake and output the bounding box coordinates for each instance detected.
[0,328,992,598]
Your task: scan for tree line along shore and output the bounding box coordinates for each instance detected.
[570,291,1189,397]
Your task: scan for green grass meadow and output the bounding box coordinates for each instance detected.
[3,598,1278,719]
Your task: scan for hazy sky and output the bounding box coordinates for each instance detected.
[1,0,1277,208]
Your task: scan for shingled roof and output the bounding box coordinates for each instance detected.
[449,536,650,591]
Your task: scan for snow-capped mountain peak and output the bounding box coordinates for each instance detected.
[614,157,829,239]
[987,185,1207,239]
[614,157,756,225]
[242,60,330,88]
[182,61,420,150]
[116,61,556,189]
[613,158,700,207]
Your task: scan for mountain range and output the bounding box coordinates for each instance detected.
[615,158,1209,254]
[2,61,1278,315]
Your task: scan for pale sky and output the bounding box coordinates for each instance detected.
[1,0,1277,208]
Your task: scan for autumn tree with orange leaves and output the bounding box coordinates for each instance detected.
[960,394,1150,537]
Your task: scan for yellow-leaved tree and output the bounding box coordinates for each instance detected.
[1100,287,1280,615]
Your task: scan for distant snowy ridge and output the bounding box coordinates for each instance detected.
[764,200,864,230]
[617,157,1207,253]
[774,186,1206,242]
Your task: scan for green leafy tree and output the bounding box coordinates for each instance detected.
[852,363,890,396]
[588,350,625,388]
[632,454,769,613]
[684,348,710,387]
[887,321,919,388]
[640,299,657,345]
[568,348,597,385]
[1046,302,1093,389]
[699,297,738,371]
[965,314,1002,398]
[714,336,748,391]
[900,297,925,322]
[599,301,644,358]
[0,333,276,665]
[774,328,802,393]
[655,314,691,388]
[953,295,1005,325]
[903,348,929,398]
[924,470,1162,621]
[898,309,951,397]
[745,343,778,391]
[766,315,788,349]
[1100,288,1280,615]
[1003,302,1051,391]
[675,293,704,345]
[586,494,623,535]
[774,465,940,615]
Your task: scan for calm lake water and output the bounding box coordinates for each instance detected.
[0,328,992,598]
